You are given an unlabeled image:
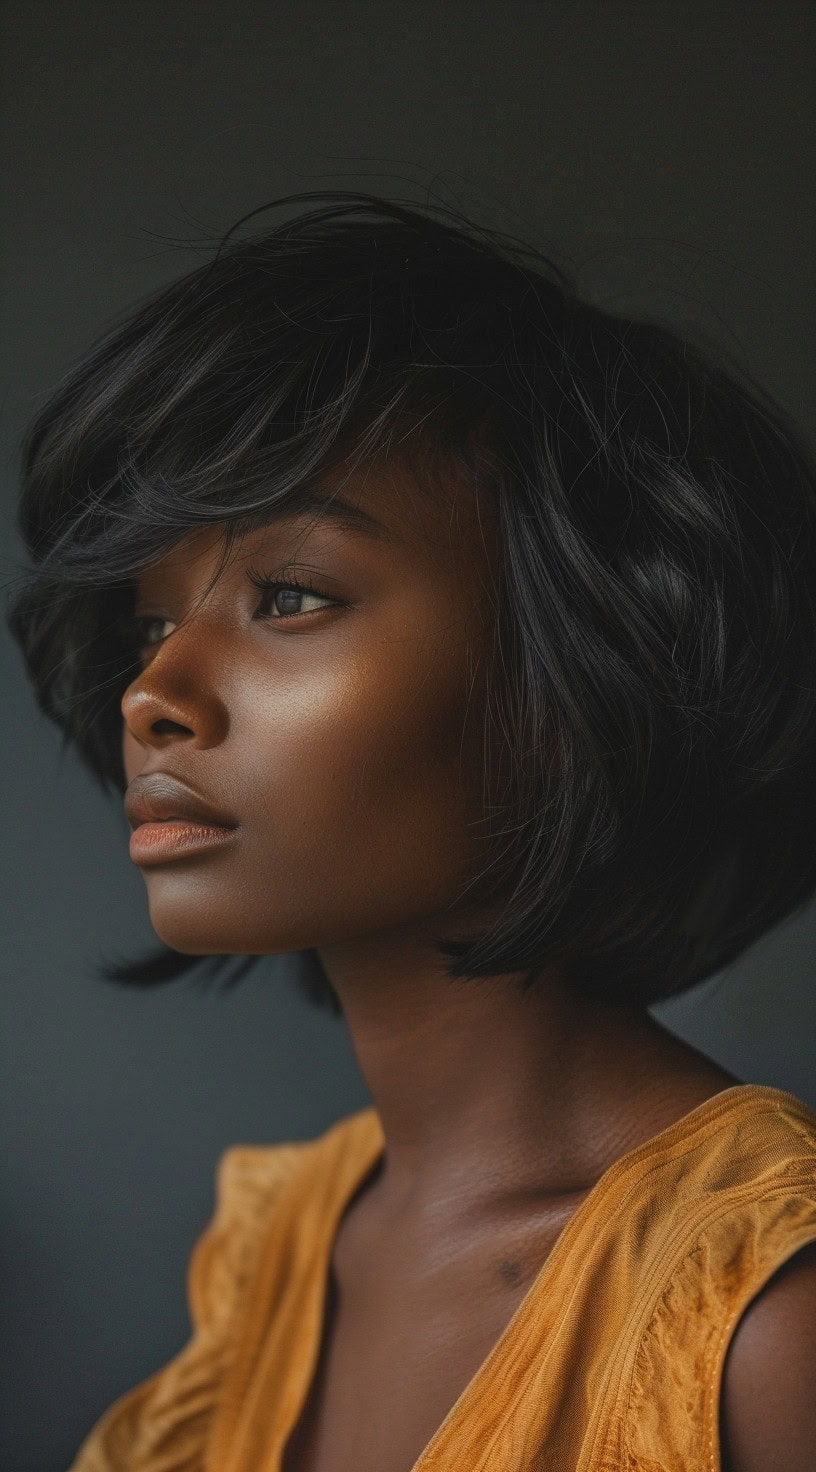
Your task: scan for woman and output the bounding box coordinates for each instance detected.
[7,191,816,1471]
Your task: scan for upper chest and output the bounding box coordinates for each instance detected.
[279,1195,585,1472]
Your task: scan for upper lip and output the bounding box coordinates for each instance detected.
[124,773,238,832]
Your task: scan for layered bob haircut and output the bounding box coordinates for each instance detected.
[7,190,816,1015]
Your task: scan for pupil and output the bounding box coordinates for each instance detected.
[276,589,301,614]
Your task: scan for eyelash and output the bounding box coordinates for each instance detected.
[128,566,339,651]
[244,565,339,620]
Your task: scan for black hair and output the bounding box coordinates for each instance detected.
[6,189,816,1016]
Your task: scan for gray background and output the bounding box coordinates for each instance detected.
[1,3,814,1468]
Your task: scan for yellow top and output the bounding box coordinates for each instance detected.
[69,1083,816,1472]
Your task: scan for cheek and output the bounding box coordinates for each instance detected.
[237,628,489,915]
[125,611,494,959]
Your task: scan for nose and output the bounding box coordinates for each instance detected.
[120,637,230,752]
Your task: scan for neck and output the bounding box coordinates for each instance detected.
[316,922,707,1216]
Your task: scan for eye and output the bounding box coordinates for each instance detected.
[123,567,341,657]
[130,614,177,649]
[245,566,339,621]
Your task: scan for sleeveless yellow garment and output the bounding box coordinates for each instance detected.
[69,1083,816,1472]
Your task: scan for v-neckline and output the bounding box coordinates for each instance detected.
[268,1082,806,1472]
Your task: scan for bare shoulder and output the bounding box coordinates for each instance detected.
[719,1238,816,1472]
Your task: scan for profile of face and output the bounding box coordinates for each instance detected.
[121,450,504,965]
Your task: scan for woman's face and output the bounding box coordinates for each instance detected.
[121,450,503,960]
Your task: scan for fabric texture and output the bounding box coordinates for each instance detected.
[68,1083,816,1471]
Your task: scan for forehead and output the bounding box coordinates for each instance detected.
[134,445,498,590]
[335,443,495,549]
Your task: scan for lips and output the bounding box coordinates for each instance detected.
[124,772,238,832]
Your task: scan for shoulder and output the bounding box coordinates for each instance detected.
[67,1138,313,1471]
[183,1109,379,1337]
[719,1237,816,1472]
[614,1085,816,1471]
[186,1139,313,1332]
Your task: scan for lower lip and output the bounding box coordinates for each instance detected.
[128,821,238,864]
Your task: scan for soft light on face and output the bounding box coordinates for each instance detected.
[120,453,501,960]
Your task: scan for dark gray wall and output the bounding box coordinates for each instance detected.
[1,3,814,1468]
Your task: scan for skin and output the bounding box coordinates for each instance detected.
[121,445,814,1472]
[718,1240,816,1472]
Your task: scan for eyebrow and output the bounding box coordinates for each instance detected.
[130,488,392,603]
[254,489,391,542]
